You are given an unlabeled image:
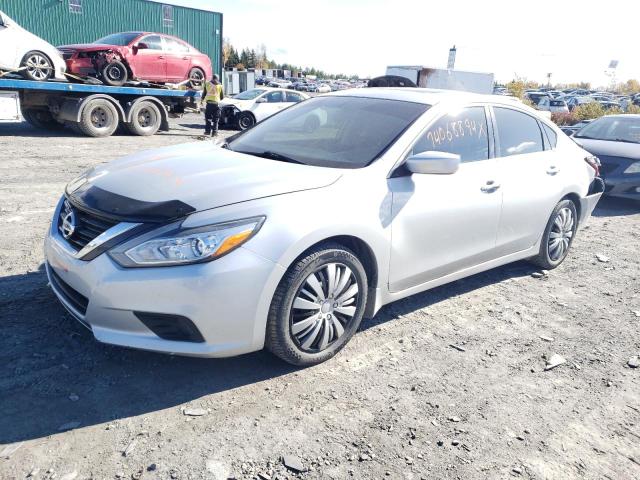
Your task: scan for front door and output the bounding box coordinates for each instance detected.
[491,106,565,256]
[388,106,503,292]
[252,90,286,122]
[130,35,166,81]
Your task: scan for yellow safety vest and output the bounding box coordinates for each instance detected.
[203,81,223,103]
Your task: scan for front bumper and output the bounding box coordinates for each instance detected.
[603,175,640,200]
[44,224,284,357]
[64,57,96,77]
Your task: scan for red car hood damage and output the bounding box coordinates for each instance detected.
[58,44,128,52]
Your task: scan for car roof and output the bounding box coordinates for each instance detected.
[326,87,528,108]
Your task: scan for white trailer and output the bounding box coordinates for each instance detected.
[386,66,494,94]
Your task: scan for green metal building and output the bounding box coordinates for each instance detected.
[1,0,223,77]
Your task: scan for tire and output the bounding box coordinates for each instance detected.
[188,67,205,87]
[126,101,162,136]
[77,98,119,137]
[21,108,64,130]
[266,243,368,366]
[101,60,128,87]
[529,199,578,270]
[237,111,256,130]
[20,51,53,81]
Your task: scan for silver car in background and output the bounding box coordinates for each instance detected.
[45,89,603,366]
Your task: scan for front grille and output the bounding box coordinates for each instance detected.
[48,265,89,316]
[58,200,118,252]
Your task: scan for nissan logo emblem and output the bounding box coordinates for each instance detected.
[61,209,77,240]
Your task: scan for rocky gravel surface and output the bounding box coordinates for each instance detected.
[1,116,639,480]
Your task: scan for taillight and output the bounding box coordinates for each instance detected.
[585,155,601,176]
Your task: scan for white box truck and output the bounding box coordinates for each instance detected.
[386,66,494,94]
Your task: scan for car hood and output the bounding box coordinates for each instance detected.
[58,43,127,52]
[66,142,342,217]
[220,97,252,108]
[573,138,640,161]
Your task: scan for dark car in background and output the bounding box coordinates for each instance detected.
[573,115,640,201]
[58,32,212,86]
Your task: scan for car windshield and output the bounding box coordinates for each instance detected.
[233,89,267,100]
[575,116,640,143]
[93,32,141,46]
[227,96,429,169]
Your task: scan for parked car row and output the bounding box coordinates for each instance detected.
[256,76,367,93]
[0,10,212,86]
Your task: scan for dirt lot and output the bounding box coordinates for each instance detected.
[1,116,639,480]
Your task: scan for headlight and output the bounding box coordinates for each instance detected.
[109,217,265,267]
[624,161,640,174]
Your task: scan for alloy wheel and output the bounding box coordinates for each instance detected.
[25,54,51,80]
[548,207,574,261]
[290,263,360,353]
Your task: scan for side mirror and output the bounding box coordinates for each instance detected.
[135,42,149,50]
[405,151,460,175]
[256,97,267,103]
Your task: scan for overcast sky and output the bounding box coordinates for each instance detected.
[160,0,639,86]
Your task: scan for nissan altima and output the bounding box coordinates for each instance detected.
[45,89,603,366]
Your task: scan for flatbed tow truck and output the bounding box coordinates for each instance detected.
[0,78,201,137]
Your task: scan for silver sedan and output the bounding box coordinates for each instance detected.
[45,88,603,365]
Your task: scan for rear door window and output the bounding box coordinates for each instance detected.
[493,107,544,157]
[410,106,489,163]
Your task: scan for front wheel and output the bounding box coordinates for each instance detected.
[266,244,368,366]
[101,60,128,87]
[529,199,578,269]
[237,111,255,130]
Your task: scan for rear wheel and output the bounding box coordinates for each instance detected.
[237,111,255,130]
[77,99,119,137]
[101,60,128,87]
[126,101,162,136]
[188,67,205,87]
[266,243,368,366]
[529,199,578,269]
[21,51,53,81]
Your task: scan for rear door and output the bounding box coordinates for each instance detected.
[130,35,166,81]
[388,106,503,292]
[491,106,566,256]
[163,36,192,82]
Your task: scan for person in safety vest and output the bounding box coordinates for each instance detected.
[200,74,224,136]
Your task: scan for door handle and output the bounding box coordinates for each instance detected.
[481,180,500,193]
[158,55,165,59]
[546,165,560,175]
[182,56,189,60]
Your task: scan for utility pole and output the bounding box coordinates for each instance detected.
[547,72,552,88]
[447,46,457,70]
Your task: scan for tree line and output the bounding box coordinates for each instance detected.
[222,39,356,80]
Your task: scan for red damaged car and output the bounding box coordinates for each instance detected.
[58,32,212,86]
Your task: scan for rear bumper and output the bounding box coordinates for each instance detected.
[578,177,605,226]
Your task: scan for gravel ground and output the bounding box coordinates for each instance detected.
[1,115,639,480]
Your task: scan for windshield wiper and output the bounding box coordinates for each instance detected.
[236,150,304,164]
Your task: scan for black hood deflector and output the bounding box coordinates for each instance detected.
[66,183,195,223]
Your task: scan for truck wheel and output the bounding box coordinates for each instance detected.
[21,108,64,130]
[21,51,53,81]
[101,61,128,87]
[78,99,119,137]
[126,101,162,136]
[237,112,256,130]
